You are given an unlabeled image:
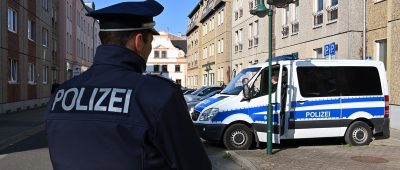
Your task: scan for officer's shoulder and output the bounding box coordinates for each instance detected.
[144,74,180,88]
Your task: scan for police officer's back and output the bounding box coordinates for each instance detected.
[45,1,211,169]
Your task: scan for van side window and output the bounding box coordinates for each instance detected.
[252,66,280,98]
[297,66,382,97]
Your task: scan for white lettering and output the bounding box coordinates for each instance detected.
[108,88,126,113]
[52,89,65,111]
[62,88,79,111]
[305,111,331,118]
[76,88,88,111]
[123,89,132,113]
[89,88,98,111]
[94,88,111,111]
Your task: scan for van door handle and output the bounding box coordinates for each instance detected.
[297,100,308,104]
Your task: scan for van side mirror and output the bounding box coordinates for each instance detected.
[242,84,251,100]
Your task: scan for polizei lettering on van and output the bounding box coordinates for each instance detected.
[51,87,133,114]
[305,111,331,118]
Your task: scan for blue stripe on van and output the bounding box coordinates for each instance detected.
[341,107,384,118]
[212,105,280,123]
[291,98,340,108]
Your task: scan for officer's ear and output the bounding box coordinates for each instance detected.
[126,33,144,54]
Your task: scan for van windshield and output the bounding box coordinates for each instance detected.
[220,67,261,95]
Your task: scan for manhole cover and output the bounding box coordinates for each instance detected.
[351,156,389,163]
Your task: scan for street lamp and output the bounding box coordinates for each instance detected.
[250,0,295,155]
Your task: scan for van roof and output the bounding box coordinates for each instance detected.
[248,59,385,68]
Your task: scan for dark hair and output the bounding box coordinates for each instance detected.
[99,30,150,46]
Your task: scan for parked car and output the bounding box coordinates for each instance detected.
[186,86,222,98]
[186,90,221,115]
[182,89,196,95]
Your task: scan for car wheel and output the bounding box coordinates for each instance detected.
[223,123,253,150]
[344,121,372,146]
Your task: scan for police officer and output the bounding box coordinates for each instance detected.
[45,1,212,169]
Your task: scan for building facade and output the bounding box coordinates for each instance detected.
[145,31,187,87]
[1,0,56,113]
[366,0,400,105]
[274,0,363,59]
[231,0,270,77]
[186,0,232,89]
[57,0,100,82]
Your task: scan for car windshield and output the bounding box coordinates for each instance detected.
[220,67,261,95]
[190,87,207,95]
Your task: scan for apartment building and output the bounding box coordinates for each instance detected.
[146,31,187,87]
[366,0,400,105]
[274,0,363,59]
[1,0,56,113]
[198,0,232,88]
[186,2,202,89]
[57,0,100,82]
[231,0,270,77]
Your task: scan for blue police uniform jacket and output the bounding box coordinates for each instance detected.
[46,45,212,170]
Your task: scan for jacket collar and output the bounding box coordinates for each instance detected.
[92,45,146,73]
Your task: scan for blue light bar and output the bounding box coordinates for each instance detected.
[266,54,299,62]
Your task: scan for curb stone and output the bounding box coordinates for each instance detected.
[0,124,45,151]
[227,151,258,170]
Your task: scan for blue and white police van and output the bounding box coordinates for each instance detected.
[192,56,390,150]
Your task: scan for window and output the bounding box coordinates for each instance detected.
[221,9,224,24]
[376,39,387,69]
[235,31,239,53]
[239,29,243,51]
[297,67,382,97]
[210,73,215,85]
[162,65,168,72]
[249,23,253,48]
[314,48,323,58]
[42,28,48,47]
[254,20,259,46]
[175,65,181,72]
[42,0,48,11]
[43,66,48,84]
[176,79,182,85]
[282,6,290,37]
[217,40,221,53]
[154,51,160,58]
[251,66,281,97]
[203,74,208,85]
[9,59,18,83]
[327,0,338,21]
[203,47,208,59]
[28,63,36,84]
[8,8,17,33]
[154,65,160,72]
[161,51,167,58]
[313,0,324,26]
[239,0,243,18]
[292,1,299,34]
[221,39,224,53]
[28,20,35,41]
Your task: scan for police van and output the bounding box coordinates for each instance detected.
[192,55,390,150]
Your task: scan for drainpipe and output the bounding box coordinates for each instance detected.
[362,0,366,60]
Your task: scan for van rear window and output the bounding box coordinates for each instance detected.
[297,67,382,97]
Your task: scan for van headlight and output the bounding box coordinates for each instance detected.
[189,106,194,114]
[199,108,219,121]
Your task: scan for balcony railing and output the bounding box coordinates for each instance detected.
[291,20,299,34]
[282,25,289,37]
[327,5,338,22]
[313,11,323,27]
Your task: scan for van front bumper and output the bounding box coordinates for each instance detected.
[194,123,226,142]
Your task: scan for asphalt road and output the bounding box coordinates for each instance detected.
[0,131,242,170]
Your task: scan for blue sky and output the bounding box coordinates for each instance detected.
[91,0,199,36]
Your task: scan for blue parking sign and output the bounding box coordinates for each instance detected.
[330,43,336,55]
[324,45,330,57]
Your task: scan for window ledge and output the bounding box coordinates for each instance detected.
[28,82,37,85]
[28,38,35,42]
[313,25,323,29]
[282,35,289,39]
[8,30,17,34]
[291,32,299,36]
[327,20,338,25]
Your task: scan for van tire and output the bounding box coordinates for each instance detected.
[223,124,253,150]
[344,121,372,146]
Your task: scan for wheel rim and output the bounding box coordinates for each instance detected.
[352,127,368,144]
[231,130,247,146]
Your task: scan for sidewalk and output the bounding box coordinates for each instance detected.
[0,107,46,150]
[229,104,400,170]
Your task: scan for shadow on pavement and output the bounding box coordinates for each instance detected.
[0,131,48,155]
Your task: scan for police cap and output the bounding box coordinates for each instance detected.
[87,0,164,35]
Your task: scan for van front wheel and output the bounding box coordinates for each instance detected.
[223,124,253,150]
[344,121,372,146]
